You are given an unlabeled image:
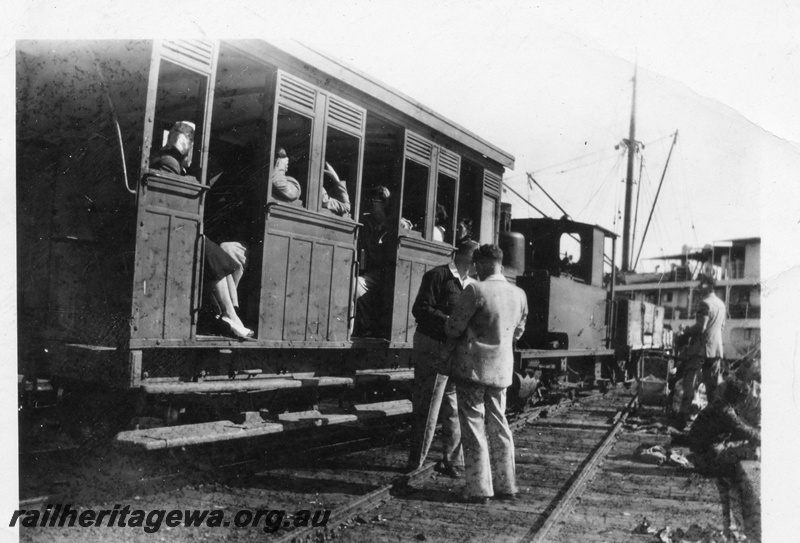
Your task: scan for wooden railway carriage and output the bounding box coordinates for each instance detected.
[17,39,513,444]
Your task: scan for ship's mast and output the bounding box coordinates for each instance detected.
[621,65,637,272]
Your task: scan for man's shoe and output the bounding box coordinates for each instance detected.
[434,462,462,478]
[494,493,519,502]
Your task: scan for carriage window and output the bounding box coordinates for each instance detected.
[402,159,429,236]
[480,195,496,244]
[435,173,457,243]
[458,161,482,242]
[559,232,582,265]
[361,114,404,221]
[272,107,312,207]
[151,59,208,178]
[323,126,360,217]
[207,48,271,239]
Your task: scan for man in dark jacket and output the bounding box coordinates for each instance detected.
[688,377,760,475]
[406,240,479,475]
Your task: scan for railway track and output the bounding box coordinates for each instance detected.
[17,385,759,542]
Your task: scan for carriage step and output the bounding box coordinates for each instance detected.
[278,410,359,428]
[115,399,412,450]
[139,370,412,395]
[353,399,413,417]
[115,420,286,450]
[141,378,303,394]
[354,369,414,382]
[140,375,358,395]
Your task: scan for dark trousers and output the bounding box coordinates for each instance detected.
[680,356,725,415]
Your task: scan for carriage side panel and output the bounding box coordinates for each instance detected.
[261,233,290,340]
[260,204,357,344]
[391,237,452,344]
[131,177,204,340]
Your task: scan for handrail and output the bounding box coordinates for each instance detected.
[90,46,135,195]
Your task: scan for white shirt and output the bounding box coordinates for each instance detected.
[448,261,474,289]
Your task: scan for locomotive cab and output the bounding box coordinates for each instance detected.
[511,218,614,353]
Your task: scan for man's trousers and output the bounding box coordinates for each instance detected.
[680,356,725,415]
[456,380,517,498]
[407,331,462,469]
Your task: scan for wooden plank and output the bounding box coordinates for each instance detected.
[329,244,354,340]
[260,467,397,487]
[135,210,170,338]
[141,378,303,394]
[297,376,355,387]
[164,215,198,339]
[115,420,285,450]
[548,523,656,543]
[353,497,539,540]
[514,437,600,453]
[575,491,723,515]
[587,472,717,502]
[284,238,313,340]
[278,410,359,427]
[355,369,414,382]
[307,242,333,341]
[337,519,523,543]
[353,399,412,418]
[556,506,723,533]
[515,449,591,465]
[261,233,290,339]
[391,258,413,343]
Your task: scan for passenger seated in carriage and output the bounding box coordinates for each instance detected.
[455,218,473,245]
[270,147,302,203]
[353,185,409,337]
[321,162,351,217]
[433,204,448,242]
[151,121,252,339]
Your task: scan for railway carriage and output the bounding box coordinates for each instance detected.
[17,39,667,449]
[17,39,512,446]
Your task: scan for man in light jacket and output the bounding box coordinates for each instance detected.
[444,244,528,503]
[678,274,727,429]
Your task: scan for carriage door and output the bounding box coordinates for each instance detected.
[130,40,218,345]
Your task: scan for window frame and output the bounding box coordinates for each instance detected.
[266,70,365,218]
[140,40,219,186]
[433,147,461,245]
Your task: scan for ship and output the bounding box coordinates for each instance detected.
[615,238,761,360]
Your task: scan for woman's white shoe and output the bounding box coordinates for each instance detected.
[221,316,253,338]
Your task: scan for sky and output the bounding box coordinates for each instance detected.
[2,0,799,540]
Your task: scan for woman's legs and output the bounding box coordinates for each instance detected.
[212,276,251,337]
[220,242,247,309]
